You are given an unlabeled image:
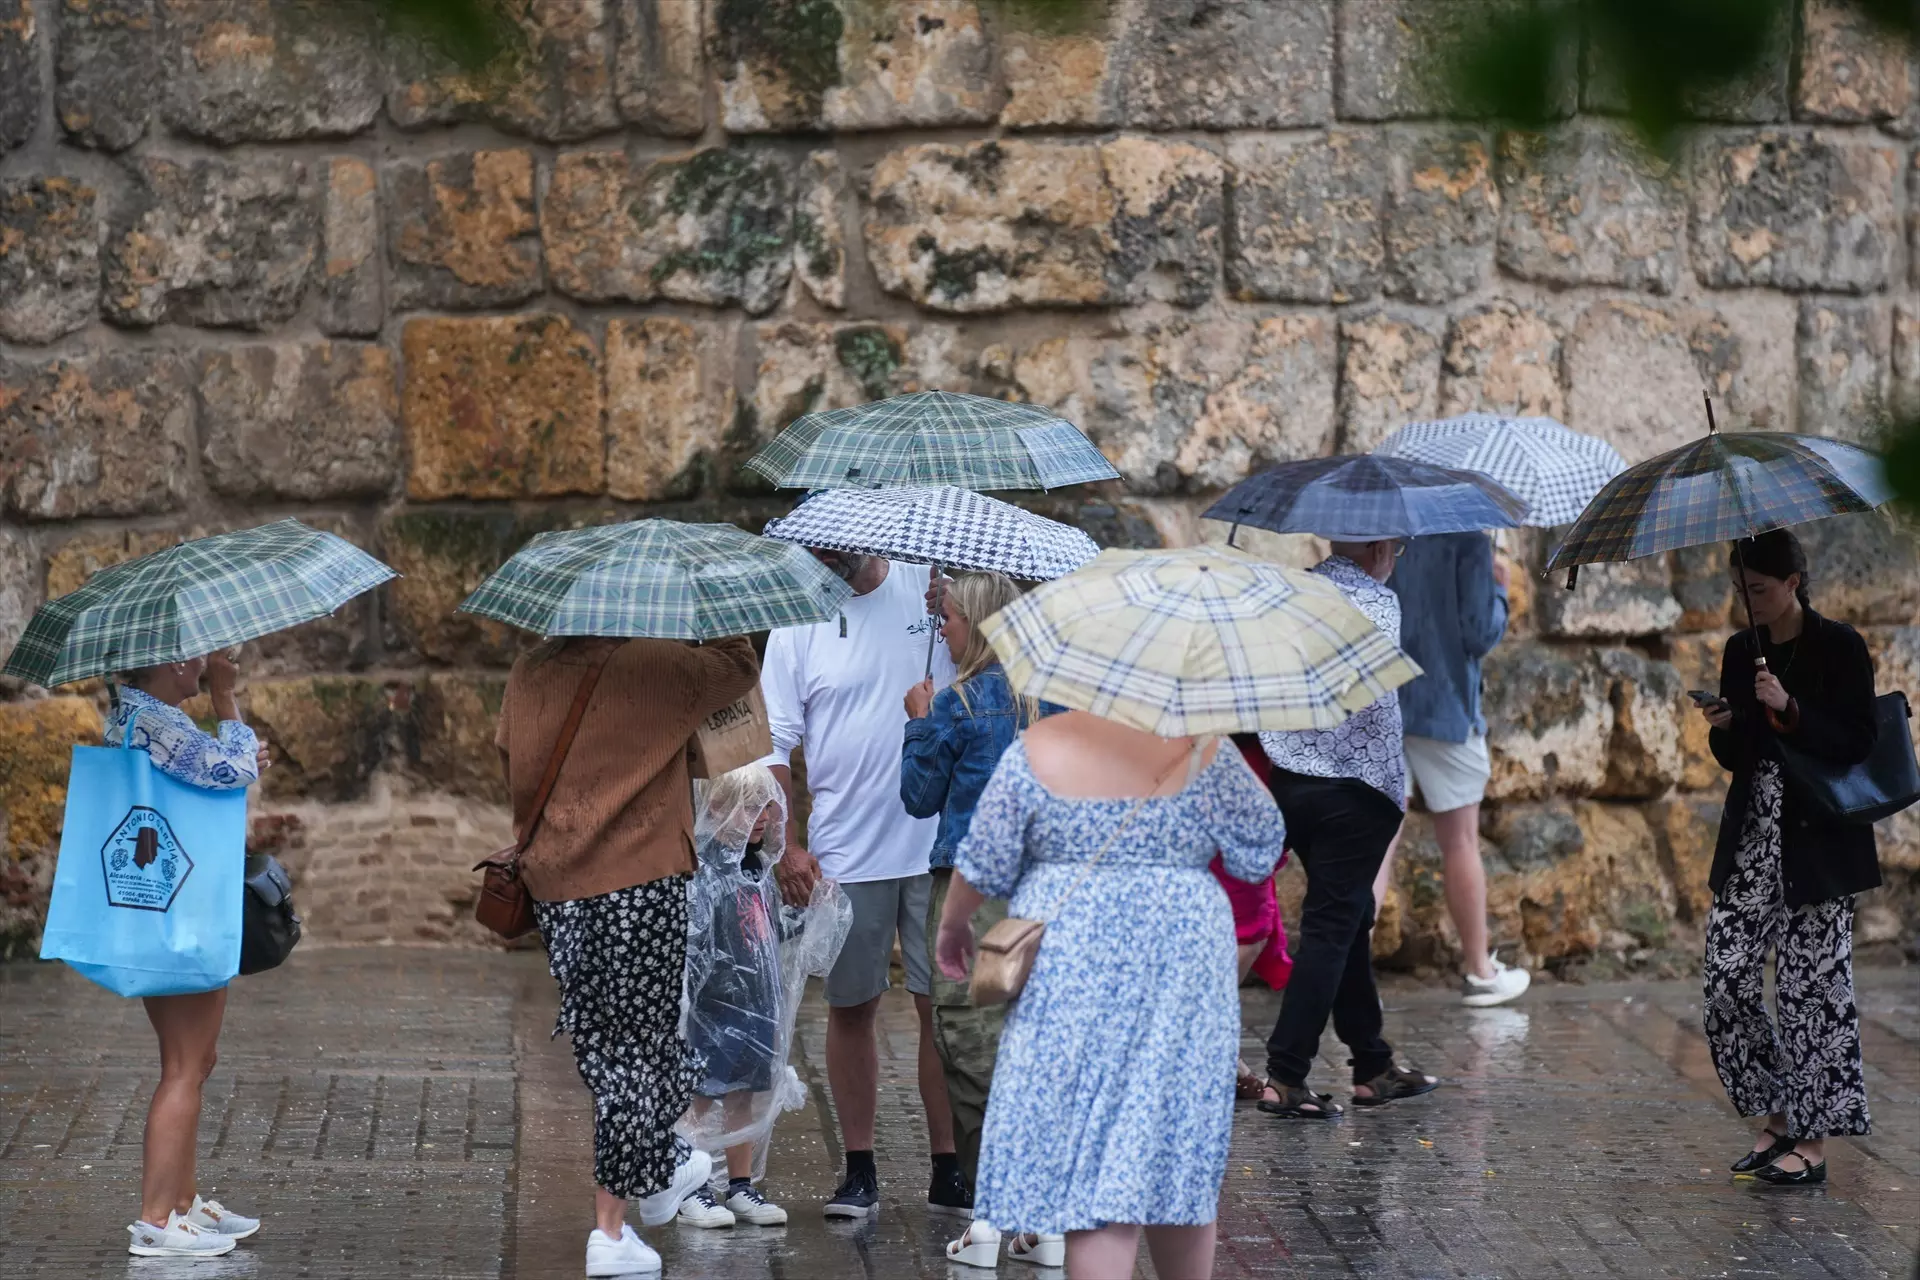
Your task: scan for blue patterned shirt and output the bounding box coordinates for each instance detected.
[1260,556,1407,809]
[105,687,260,791]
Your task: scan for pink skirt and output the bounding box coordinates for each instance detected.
[1218,734,1291,989]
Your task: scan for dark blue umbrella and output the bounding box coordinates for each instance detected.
[1202,455,1527,541]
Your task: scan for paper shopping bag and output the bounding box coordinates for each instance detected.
[688,685,773,780]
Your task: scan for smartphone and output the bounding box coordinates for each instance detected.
[1687,689,1727,709]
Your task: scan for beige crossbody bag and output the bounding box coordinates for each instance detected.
[969,739,1210,1008]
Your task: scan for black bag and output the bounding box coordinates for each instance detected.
[240,853,302,975]
[1775,692,1920,826]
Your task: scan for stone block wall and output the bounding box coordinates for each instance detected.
[1,0,1917,965]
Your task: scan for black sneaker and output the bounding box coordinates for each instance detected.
[927,1164,973,1218]
[823,1168,879,1220]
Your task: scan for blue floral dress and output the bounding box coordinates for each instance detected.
[104,687,259,790]
[955,741,1286,1233]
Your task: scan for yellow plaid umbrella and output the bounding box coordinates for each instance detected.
[980,546,1421,738]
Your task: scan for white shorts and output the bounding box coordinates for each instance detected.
[1404,733,1491,813]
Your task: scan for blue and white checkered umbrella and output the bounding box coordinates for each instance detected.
[761,486,1100,581]
[1375,414,1627,528]
[1201,454,1527,541]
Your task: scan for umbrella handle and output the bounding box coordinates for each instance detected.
[925,563,941,680]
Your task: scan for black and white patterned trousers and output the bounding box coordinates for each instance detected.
[534,876,704,1200]
[1702,760,1871,1140]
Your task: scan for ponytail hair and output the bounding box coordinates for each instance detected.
[1730,527,1812,611]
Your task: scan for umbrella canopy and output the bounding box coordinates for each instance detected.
[743,390,1119,491]
[456,520,852,640]
[761,486,1100,581]
[1375,414,1626,528]
[1545,432,1891,576]
[1201,454,1527,541]
[4,519,395,688]
[980,546,1421,738]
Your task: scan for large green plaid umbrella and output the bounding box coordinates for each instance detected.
[4,519,395,688]
[456,520,852,639]
[743,390,1120,491]
[1545,430,1891,585]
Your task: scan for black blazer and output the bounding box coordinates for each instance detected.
[1708,608,1882,907]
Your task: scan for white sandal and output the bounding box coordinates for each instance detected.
[946,1220,1002,1269]
[1007,1231,1066,1268]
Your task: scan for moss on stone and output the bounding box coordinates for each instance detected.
[914,234,1013,303]
[385,509,518,572]
[834,327,902,401]
[713,0,845,105]
[792,209,837,280]
[647,149,793,289]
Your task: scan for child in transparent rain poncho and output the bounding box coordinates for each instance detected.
[675,763,852,1229]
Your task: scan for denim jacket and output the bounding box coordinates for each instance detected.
[1387,531,1508,743]
[900,664,1059,870]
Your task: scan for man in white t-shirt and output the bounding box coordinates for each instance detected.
[761,551,965,1221]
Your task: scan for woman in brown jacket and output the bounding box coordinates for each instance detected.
[496,634,759,1277]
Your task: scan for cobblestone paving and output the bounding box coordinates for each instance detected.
[1,951,1913,1279]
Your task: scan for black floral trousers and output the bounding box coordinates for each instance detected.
[1702,761,1871,1140]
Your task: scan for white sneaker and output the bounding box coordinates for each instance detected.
[127,1211,236,1258]
[637,1146,713,1228]
[725,1183,789,1226]
[676,1184,736,1229]
[585,1223,661,1277]
[1461,956,1532,1008]
[187,1194,260,1240]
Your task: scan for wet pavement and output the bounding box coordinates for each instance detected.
[1,949,1914,1279]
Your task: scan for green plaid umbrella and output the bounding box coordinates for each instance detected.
[4,519,395,688]
[456,520,852,639]
[743,390,1120,491]
[1545,431,1891,584]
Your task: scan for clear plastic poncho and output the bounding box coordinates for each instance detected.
[677,764,853,1179]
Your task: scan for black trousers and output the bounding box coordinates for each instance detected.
[1263,769,1402,1088]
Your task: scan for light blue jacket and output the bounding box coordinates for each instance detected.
[1387,532,1509,743]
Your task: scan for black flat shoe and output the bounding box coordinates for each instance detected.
[1731,1129,1797,1174]
[1754,1153,1827,1186]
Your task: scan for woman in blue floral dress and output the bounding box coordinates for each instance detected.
[934,711,1286,1280]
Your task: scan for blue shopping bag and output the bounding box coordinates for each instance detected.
[39,738,247,997]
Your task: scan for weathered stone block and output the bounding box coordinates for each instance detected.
[1482,644,1613,800]
[1796,510,1920,626]
[792,150,846,310]
[708,0,843,130]
[43,525,182,599]
[248,677,390,803]
[748,321,915,459]
[867,138,1222,312]
[1489,801,1673,961]
[1496,125,1685,293]
[1796,0,1912,123]
[103,156,317,329]
[409,672,508,799]
[1566,299,1738,465]
[56,0,155,150]
[1594,648,1685,799]
[198,342,400,502]
[0,0,40,155]
[1670,543,1734,632]
[614,0,704,133]
[543,147,795,313]
[1167,315,1338,491]
[1225,131,1384,304]
[386,151,543,311]
[1797,298,1888,443]
[1485,801,1584,872]
[1897,303,1920,410]
[1384,128,1496,304]
[1691,129,1897,293]
[0,177,99,345]
[388,0,618,141]
[1712,292,1799,431]
[607,317,738,502]
[1337,310,1442,453]
[1339,0,1574,121]
[318,156,381,337]
[1119,0,1331,129]
[1647,793,1724,923]
[156,0,381,143]
[380,508,553,665]
[1438,301,1565,419]
[0,523,38,664]
[402,314,604,501]
[0,353,193,521]
[1537,557,1684,639]
[0,698,103,855]
[998,4,1118,129]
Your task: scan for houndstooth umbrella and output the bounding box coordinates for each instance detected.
[456,520,852,640]
[982,546,1422,738]
[4,519,395,688]
[761,486,1100,581]
[1202,454,1527,540]
[743,390,1119,491]
[1375,414,1627,528]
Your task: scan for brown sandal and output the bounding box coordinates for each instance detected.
[1256,1082,1344,1119]
[1351,1064,1440,1107]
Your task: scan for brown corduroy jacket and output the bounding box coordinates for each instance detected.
[495,636,760,903]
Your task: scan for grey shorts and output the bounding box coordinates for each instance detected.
[825,873,933,1008]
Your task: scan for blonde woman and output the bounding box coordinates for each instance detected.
[901,571,1063,1269]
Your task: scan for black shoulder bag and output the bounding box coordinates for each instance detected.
[1775,691,1920,826]
[240,852,303,975]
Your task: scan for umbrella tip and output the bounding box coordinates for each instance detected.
[1565,565,1579,590]
[1702,391,1718,434]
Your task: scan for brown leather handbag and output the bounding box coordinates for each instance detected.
[473,650,611,940]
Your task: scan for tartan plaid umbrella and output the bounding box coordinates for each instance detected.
[743,390,1119,491]
[981,546,1422,738]
[457,520,852,640]
[1375,414,1627,528]
[3,519,395,688]
[1201,454,1527,541]
[761,486,1100,580]
[1545,431,1892,582]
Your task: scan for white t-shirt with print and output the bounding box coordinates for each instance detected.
[760,560,958,884]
